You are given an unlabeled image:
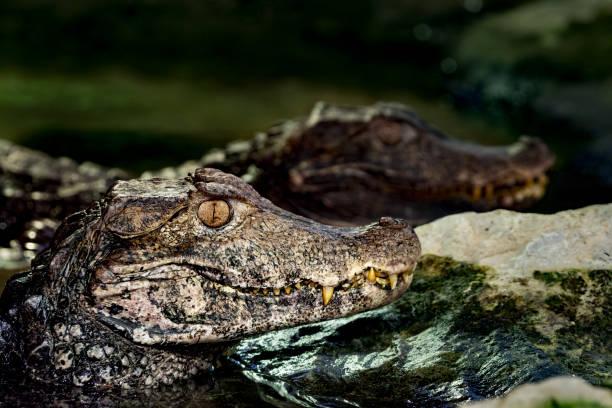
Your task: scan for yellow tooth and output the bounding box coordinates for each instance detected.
[273,288,280,296]
[262,289,269,295]
[284,287,291,295]
[322,286,334,307]
[252,289,259,295]
[485,184,494,199]
[401,272,411,283]
[295,283,302,290]
[388,274,398,289]
[472,186,482,201]
[525,177,533,187]
[367,267,376,283]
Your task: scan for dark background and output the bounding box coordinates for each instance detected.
[2,0,612,211]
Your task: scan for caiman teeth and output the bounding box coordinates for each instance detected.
[472,186,482,201]
[322,286,334,306]
[366,267,376,283]
[462,174,549,204]
[420,173,549,204]
[388,274,398,289]
[233,267,413,306]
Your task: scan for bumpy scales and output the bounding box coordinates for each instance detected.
[0,169,420,388]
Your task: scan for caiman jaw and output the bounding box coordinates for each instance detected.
[234,266,414,307]
[290,165,550,210]
[433,173,549,207]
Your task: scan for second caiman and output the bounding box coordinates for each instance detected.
[0,101,554,269]
[174,102,554,226]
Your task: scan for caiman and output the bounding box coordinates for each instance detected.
[0,101,554,269]
[170,102,554,226]
[0,168,420,388]
[0,139,128,269]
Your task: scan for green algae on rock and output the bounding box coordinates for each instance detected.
[229,255,609,406]
[227,205,612,407]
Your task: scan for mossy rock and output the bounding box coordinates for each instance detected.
[229,255,611,407]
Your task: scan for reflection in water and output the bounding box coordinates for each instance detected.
[0,268,25,294]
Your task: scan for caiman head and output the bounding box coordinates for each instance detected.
[89,168,419,345]
[239,102,554,226]
[3,168,419,388]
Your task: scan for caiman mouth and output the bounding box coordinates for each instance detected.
[232,266,414,306]
[291,164,549,208]
[98,262,413,309]
[420,174,549,206]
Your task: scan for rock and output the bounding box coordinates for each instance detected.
[462,376,612,408]
[416,203,612,276]
[228,204,611,407]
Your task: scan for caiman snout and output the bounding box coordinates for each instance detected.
[352,217,420,278]
[510,136,555,172]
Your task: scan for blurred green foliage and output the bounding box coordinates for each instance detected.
[0,0,611,209]
[0,0,527,89]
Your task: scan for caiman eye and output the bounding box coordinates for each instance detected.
[378,126,402,145]
[198,200,232,228]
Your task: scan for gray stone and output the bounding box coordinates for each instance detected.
[463,376,612,407]
[228,204,611,407]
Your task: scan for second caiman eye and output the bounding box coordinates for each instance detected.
[198,200,232,228]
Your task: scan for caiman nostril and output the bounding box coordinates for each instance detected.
[378,217,411,229]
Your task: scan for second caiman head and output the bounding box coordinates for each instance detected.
[1,168,419,387]
[201,102,554,226]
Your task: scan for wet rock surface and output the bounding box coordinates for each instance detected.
[225,205,611,407]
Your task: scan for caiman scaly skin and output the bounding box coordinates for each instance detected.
[0,168,420,388]
[155,102,554,225]
[0,140,129,269]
